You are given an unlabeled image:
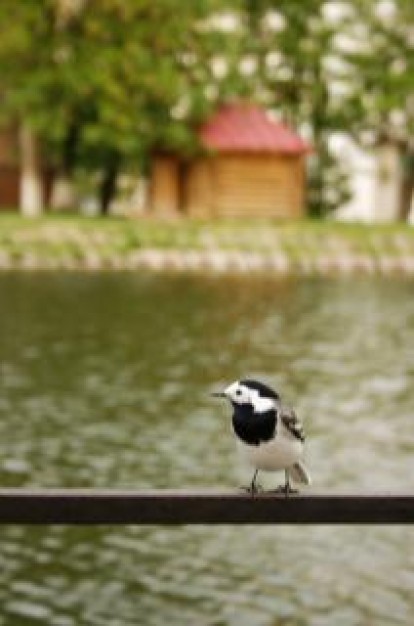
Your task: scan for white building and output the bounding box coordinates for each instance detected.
[333,134,413,223]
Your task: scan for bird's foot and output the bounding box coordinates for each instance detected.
[271,483,298,497]
[240,483,263,496]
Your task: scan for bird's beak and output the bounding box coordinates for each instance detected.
[211,391,227,398]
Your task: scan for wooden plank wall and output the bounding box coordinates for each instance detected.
[0,167,19,207]
[184,154,305,218]
[183,160,213,217]
[150,156,180,217]
[0,129,19,207]
[213,154,304,218]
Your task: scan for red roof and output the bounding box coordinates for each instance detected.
[199,103,310,154]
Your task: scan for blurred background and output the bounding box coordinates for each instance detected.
[0,0,413,220]
[0,1,414,625]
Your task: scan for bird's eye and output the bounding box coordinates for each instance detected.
[236,389,242,396]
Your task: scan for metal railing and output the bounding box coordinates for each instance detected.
[0,490,413,524]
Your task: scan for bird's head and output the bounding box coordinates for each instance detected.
[212,379,280,409]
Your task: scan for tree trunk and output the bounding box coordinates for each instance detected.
[99,159,120,216]
[398,151,414,222]
[50,121,80,211]
[19,123,44,216]
[398,176,414,222]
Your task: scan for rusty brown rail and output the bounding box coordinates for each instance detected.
[0,490,413,524]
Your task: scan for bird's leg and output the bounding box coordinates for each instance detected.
[273,470,298,496]
[251,469,259,494]
[241,469,261,495]
[282,469,298,495]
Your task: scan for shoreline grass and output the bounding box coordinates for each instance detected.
[0,213,413,273]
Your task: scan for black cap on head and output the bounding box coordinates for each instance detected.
[240,379,280,400]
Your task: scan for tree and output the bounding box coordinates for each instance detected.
[0,1,52,214]
[343,0,414,220]
[0,0,241,214]
[239,0,354,216]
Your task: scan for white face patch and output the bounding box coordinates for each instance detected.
[224,382,277,412]
[224,382,251,404]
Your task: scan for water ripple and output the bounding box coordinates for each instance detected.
[0,273,414,624]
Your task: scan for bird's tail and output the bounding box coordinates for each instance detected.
[289,461,311,486]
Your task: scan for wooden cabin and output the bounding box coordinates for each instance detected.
[0,125,52,211]
[0,127,20,208]
[150,103,310,218]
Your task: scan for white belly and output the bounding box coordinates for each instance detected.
[238,436,303,471]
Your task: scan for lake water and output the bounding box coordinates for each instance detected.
[0,272,413,625]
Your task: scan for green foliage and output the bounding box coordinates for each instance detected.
[0,0,238,171]
[240,0,354,215]
[0,0,413,216]
[340,0,414,218]
[340,0,414,136]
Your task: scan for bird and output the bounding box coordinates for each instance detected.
[212,379,311,495]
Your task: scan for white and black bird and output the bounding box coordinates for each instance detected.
[213,379,311,494]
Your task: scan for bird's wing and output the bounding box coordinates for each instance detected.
[290,461,311,485]
[280,407,305,442]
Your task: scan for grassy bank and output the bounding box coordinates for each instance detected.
[0,213,413,272]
